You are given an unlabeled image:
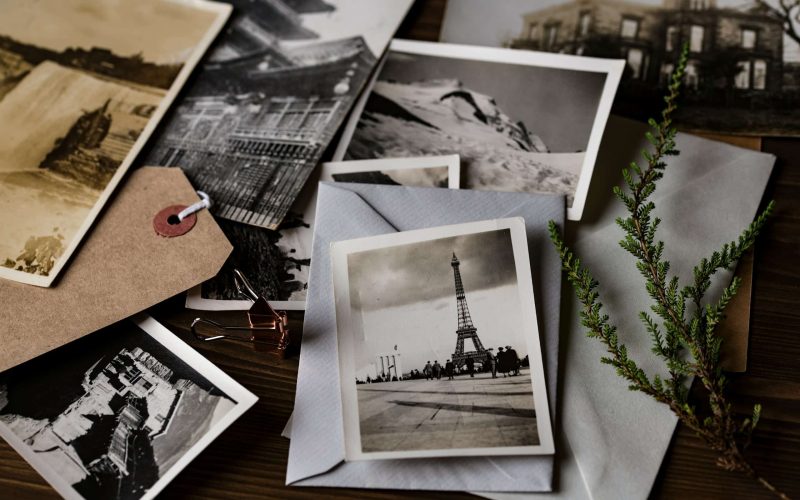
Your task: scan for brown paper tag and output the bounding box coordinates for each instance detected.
[0,167,232,372]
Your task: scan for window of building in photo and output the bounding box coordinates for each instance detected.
[685,60,699,89]
[735,60,751,89]
[546,24,559,49]
[627,48,644,79]
[528,23,538,41]
[620,17,639,39]
[753,59,767,89]
[666,25,678,51]
[689,0,710,9]
[578,11,591,37]
[741,28,757,49]
[690,25,704,52]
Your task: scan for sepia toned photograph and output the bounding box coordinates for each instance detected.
[331,218,554,460]
[144,0,414,230]
[0,0,230,287]
[0,315,256,500]
[338,40,624,221]
[441,0,800,135]
[187,155,461,311]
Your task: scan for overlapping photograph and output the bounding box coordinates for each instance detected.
[331,218,554,460]
[144,0,414,230]
[336,40,624,221]
[441,0,800,135]
[187,155,461,311]
[0,316,256,499]
[0,0,230,287]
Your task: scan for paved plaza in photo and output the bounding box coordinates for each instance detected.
[357,369,539,452]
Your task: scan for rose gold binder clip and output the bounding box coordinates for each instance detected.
[191,269,291,357]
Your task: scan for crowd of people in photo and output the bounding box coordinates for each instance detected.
[355,346,529,385]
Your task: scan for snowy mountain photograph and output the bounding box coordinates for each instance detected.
[342,41,624,219]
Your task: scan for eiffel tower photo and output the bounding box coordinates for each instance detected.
[450,252,487,366]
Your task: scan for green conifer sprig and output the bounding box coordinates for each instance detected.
[548,43,787,499]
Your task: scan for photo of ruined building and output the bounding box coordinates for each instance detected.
[0,323,236,499]
[505,0,800,132]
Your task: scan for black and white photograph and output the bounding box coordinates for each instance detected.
[331,218,554,460]
[144,0,414,230]
[0,315,256,500]
[337,40,624,221]
[187,155,461,311]
[441,0,800,135]
[0,0,230,287]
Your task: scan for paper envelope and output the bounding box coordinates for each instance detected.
[0,167,232,372]
[480,116,774,500]
[287,183,565,492]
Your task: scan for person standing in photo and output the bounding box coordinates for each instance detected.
[506,346,520,376]
[433,360,442,380]
[486,348,498,378]
[445,359,454,380]
[497,346,508,377]
[423,360,433,380]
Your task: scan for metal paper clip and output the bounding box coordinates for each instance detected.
[191,270,291,357]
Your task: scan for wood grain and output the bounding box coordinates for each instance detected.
[0,1,798,498]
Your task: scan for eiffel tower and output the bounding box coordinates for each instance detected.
[450,252,487,366]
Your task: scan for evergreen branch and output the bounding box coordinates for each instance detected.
[549,43,787,499]
[684,202,775,311]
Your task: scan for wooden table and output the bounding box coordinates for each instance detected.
[1,1,798,498]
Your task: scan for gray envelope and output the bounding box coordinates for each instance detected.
[480,116,775,500]
[286,183,566,492]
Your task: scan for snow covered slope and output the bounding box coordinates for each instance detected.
[348,79,584,204]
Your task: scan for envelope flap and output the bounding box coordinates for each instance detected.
[287,183,398,483]
[0,167,232,372]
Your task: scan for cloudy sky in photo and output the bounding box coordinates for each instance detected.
[346,229,536,372]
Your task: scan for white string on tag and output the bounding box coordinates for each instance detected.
[177,191,212,222]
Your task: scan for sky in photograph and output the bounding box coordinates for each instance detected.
[0,0,219,64]
[281,0,412,56]
[379,51,607,153]
[441,0,800,62]
[346,229,535,373]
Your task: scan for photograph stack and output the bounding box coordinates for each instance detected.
[0,1,795,499]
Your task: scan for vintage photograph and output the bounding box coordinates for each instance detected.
[187,155,461,311]
[0,315,256,499]
[331,218,554,460]
[0,0,230,287]
[337,40,624,220]
[144,0,414,230]
[441,0,800,135]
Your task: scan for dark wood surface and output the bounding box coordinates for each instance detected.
[1,1,798,498]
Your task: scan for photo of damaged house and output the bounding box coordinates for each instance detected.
[145,0,378,230]
[443,0,800,135]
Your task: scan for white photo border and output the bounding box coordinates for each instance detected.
[331,217,555,461]
[334,39,626,221]
[185,154,461,312]
[0,0,232,287]
[0,314,256,500]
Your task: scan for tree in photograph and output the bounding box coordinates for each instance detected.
[756,0,800,45]
[549,44,787,498]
